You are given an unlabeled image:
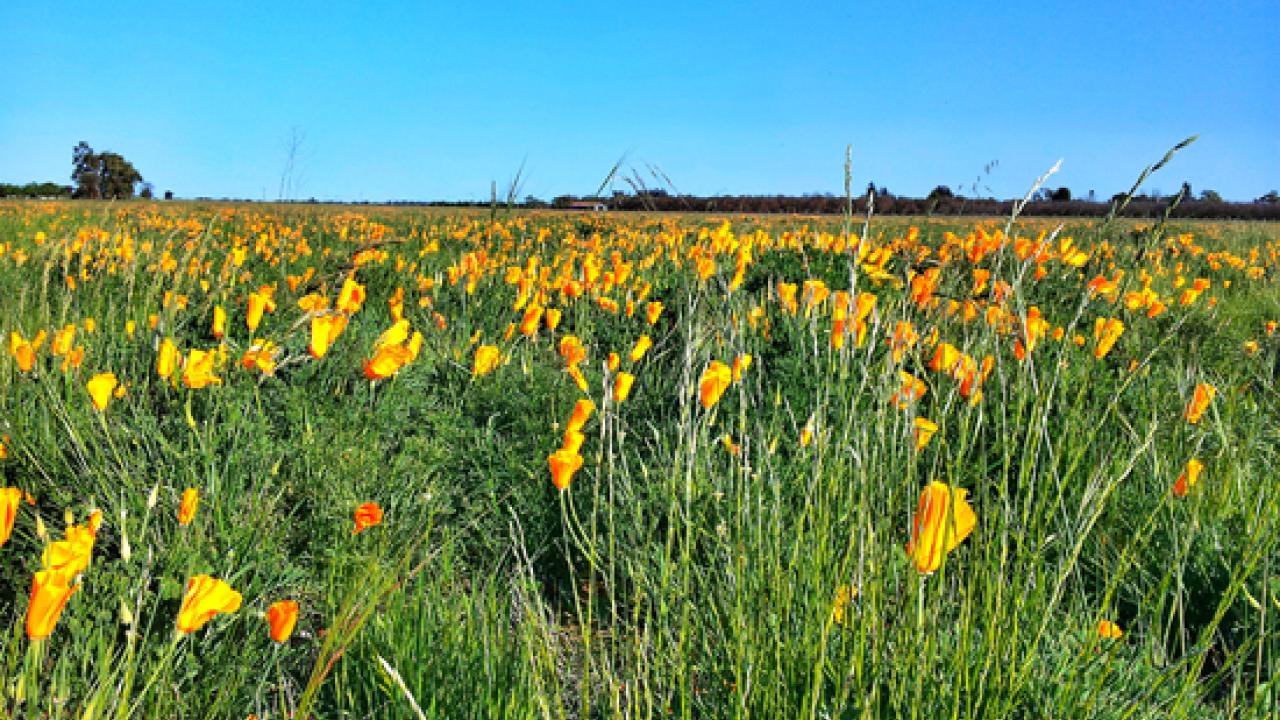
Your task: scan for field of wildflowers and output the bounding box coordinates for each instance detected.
[0,199,1278,718]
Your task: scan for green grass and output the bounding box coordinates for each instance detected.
[0,200,1277,718]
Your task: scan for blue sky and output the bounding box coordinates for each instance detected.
[1,1,1276,202]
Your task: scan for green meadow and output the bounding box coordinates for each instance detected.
[0,199,1278,719]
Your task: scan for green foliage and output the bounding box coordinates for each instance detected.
[0,202,1276,717]
[0,183,71,199]
[71,141,145,200]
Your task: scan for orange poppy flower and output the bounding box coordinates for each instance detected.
[566,399,595,433]
[1,487,22,547]
[645,301,664,325]
[613,372,635,402]
[831,317,850,349]
[519,306,543,337]
[722,434,741,456]
[26,569,78,640]
[309,313,348,359]
[891,371,927,409]
[266,599,299,643]
[800,420,815,448]
[909,268,940,307]
[10,330,47,373]
[406,331,424,361]
[913,417,939,450]
[336,276,367,314]
[561,429,585,454]
[699,361,732,409]
[183,349,223,389]
[157,338,181,379]
[628,335,653,362]
[241,340,279,376]
[888,321,918,363]
[548,449,584,491]
[389,287,405,321]
[212,306,227,340]
[1097,620,1123,639]
[353,502,384,534]
[1172,458,1204,497]
[853,292,877,347]
[929,343,962,374]
[1092,318,1125,360]
[42,514,100,578]
[176,575,243,634]
[802,279,831,315]
[364,345,412,380]
[559,335,587,367]
[245,290,276,332]
[298,293,329,312]
[906,481,976,574]
[60,346,85,373]
[1017,307,1051,359]
[178,488,199,525]
[374,320,411,351]
[86,372,119,412]
[472,345,502,377]
[51,324,76,357]
[566,365,589,393]
[1184,383,1216,424]
[831,584,856,626]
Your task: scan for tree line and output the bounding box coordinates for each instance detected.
[0,182,72,198]
[243,191,1280,220]
[546,185,1280,220]
[5,142,1278,220]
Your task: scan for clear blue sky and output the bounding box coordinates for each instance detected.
[2,1,1276,202]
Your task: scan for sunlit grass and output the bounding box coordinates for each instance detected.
[0,199,1276,717]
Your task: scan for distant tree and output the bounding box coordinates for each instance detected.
[139,182,154,199]
[164,190,174,200]
[71,142,101,198]
[98,152,143,198]
[1180,182,1192,200]
[1199,189,1223,203]
[1257,191,1279,204]
[927,185,954,201]
[71,142,144,199]
[1050,187,1072,202]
